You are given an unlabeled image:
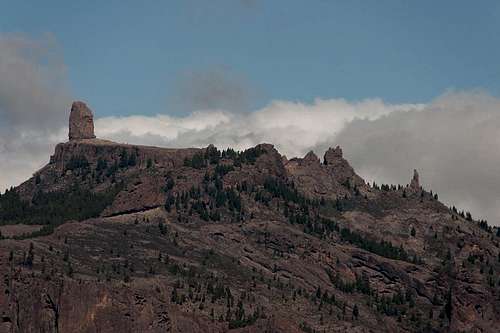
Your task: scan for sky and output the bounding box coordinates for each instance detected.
[2,0,500,115]
[1,1,500,225]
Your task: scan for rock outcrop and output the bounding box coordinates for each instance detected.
[284,148,373,200]
[323,146,366,189]
[69,101,96,140]
[303,151,320,164]
[323,145,344,166]
[410,169,420,189]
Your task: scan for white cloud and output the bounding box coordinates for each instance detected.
[96,98,422,159]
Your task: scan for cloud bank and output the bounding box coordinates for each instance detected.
[0,33,70,192]
[95,98,423,158]
[0,35,498,225]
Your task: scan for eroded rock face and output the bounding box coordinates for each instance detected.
[303,151,320,164]
[284,147,371,200]
[410,169,420,189]
[69,101,96,140]
[323,146,366,189]
[323,145,344,165]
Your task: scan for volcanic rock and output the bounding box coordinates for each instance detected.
[323,145,344,165]
[410,169,420,190]
[323,146,366,189]
[68,101,96,140]
[303,151,320,164]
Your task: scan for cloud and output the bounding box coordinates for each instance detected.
[0,33,70,129]
[0,33,70,190]
[170,67,253,114]
[96,98,422,158]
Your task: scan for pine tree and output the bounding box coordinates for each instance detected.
[353,304,359,319]
[445,289,452,321]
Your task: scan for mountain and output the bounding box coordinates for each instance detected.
[0,101,498,333]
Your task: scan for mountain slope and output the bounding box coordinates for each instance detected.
[0,103,498,333]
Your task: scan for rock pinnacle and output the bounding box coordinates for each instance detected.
[410,169,420,189]
[69,101,96,141]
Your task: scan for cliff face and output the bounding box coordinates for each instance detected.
[0,103,499,333]
[17,139,202,213]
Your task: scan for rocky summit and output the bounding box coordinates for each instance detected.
[68,101,96,141]
[0,102,499,333]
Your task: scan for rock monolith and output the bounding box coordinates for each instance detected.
[69,101,96,140]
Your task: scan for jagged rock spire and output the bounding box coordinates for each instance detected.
[322,145,366,187]
[410,169,420,189]
[323,146,343,165]
[69,101,96,140]
[303,151,320,164]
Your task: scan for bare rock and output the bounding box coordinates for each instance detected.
[410,169,420,189]
[323,145,344,165]
[303,151,320,164]
[285,150,352,199]
[69,101,96,140]
[323,146,366,189]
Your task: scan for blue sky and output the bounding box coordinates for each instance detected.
[1,0,499,117]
